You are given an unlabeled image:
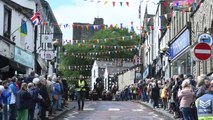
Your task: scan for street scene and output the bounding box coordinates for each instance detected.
[0,0,213,120]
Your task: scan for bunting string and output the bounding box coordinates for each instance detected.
[66,48,136,56]
[70,34,137,44]
[71,44,139,50]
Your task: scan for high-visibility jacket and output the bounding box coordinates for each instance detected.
[77,80,86,92]
[195,93,213,120]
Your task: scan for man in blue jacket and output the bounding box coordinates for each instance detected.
[8,77,18,120]
[2,80,11,120]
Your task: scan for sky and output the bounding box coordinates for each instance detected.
[46,0,159,40]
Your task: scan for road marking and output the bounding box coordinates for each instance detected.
[84,108,95,111]
[132,109,144,112]
[148,112,154,114]
[72,111,79,114]
[108,108,120,111]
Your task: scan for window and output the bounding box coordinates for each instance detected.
[3,6,12,38]
[47,43,52,49]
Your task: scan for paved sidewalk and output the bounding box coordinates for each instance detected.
[49,101,76,120]
[137,101,177,120]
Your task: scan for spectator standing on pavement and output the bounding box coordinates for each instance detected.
[62,78,68,103]
[46,75,54,116]
[76,75,87,111]
[196,75,207,98]
[161,81,168,110]
[39,77,51,119]
[195,84,213,120]
[32,77,42,120]
[57,76,63,110]
[2,80,11,120]
[9,76,19,120]
[178,79,194,120]
[151,81,160,109]
[16,83,31,120]
[0,85,5,119]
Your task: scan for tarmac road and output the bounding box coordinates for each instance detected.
[58,101,169,120]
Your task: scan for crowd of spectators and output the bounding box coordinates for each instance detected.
[0,71,69,120]
[116,74,213,119]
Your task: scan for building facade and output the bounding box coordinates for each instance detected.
[0,0,34,79]
[0,0,62,79]
[191,0,213,76]
[141,0,209,79]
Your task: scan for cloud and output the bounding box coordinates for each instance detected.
[50,0,158,40]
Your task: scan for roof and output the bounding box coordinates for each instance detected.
[96,61,113,68]
[95,60,133,68]
[107,67,130,75]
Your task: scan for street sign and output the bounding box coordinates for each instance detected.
[194,43,212,61]
[198,33,213,46]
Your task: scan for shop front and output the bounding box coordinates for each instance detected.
[0,36,15,79]
[169,28,192,76]
[14,47,34,74]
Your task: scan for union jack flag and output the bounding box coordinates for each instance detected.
[31,12,41,26]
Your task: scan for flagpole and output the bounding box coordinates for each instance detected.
[34,3,38,73]
[97,1,100,18]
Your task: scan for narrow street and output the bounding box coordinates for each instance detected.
[60,101,168,120]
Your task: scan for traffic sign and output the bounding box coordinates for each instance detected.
[198,33,213,46]
[194,43,212,61]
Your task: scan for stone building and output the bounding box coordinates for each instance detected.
[73,18,104,41]
[190,0,213,76]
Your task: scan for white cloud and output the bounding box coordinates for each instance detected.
[51,0,158,40]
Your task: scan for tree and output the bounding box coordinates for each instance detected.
[60,27,139,83]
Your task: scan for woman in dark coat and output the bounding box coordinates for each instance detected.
[151,81,160,109]
[16,83,31,120]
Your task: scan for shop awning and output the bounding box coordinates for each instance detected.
[9,60,26,74]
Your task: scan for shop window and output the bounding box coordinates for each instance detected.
[3,6,12,39]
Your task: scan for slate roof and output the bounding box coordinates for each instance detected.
[96,60,133,68]
[95,60,135,77]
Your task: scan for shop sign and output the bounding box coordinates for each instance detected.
[0,37,15,59]
[44,50,54,60]
[198,33,213,46]
[143,66,149,79]
[41,34,53,43]
[14,47,33,68]
[169,29,190,60]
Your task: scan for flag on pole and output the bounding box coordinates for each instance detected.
[31,12,41,26]
[18,20,27,37]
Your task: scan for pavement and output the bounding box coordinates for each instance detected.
[137,101,178,120]
[49,101,76,120]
